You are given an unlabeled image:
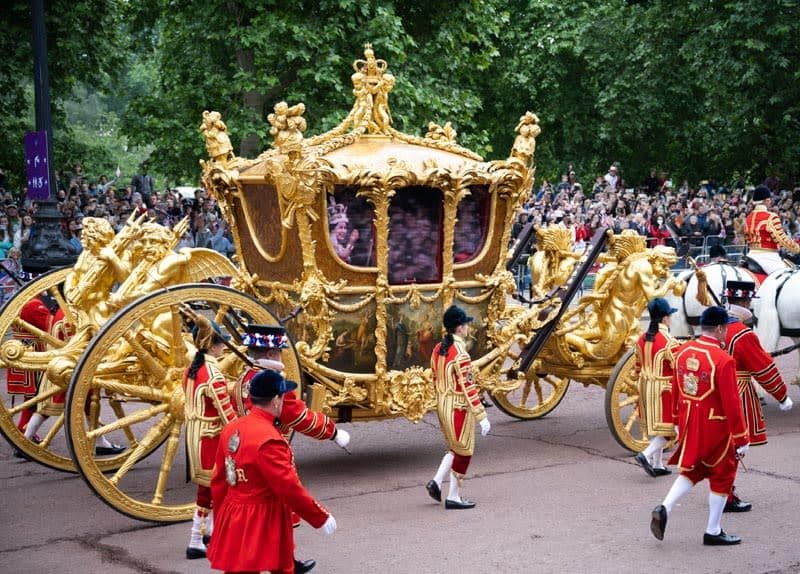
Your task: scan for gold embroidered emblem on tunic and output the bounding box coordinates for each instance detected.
[686,356,700,372]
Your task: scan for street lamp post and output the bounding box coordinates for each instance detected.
[23,0,75,272]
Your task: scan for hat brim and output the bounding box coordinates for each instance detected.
[282,380,298,394]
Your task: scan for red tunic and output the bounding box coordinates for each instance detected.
[36,308,74,416]
[208,408,329,573]
[745,205,800,252]
[234,368,336,440]
[6,297,51,395]
[634,326,679,435]
[668,336,748,471]
[725,320,787,445]
[183,358,237,486]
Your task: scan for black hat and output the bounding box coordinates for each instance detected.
[443,305,474,330]
[242,324,289,349]
[699,306,735,326]
[725,280,756,300]
[248,369,297,400]
[647,297,677,320]
[708,244,727,259]
[753,185,771,202]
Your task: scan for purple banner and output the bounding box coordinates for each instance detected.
[24,131,51,200]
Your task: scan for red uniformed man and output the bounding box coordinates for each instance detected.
[207,369,337,574]
[650,306,749,546]
[722,280,793,512]
[184,318,238,560]
[8,296,52,445]
[233,324,351,574]
[426,305,490,509]
[234,324,350,446]
[744,185,800,274]
[633,298,680,477]
[21,303,125,456]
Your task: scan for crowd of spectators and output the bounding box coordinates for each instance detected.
[511,164,800,259]
[0,163,236,301]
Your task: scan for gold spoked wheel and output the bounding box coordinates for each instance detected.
[604,349,648,452]
[66,284,298,522]
[492,371,569,419]
[0,267,81,471]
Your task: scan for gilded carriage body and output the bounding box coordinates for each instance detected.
[201,45,548,423]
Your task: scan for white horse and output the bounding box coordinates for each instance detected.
[753,267,800,385]
[664,262,759,338]
[664,262,800,385]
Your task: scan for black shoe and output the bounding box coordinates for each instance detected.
[703,530,741,546]
[186,547,207,559]
[13,449,31,461]
[445,498,476,510]
[294,558,316,573]
[202,534,211,546]
[652,467,672,477]
[480,396,493,408]
[650,505,668,541]
[425,480,442,502]
[724,497,752,513]
[635,452,657,477]
[95,444,126,456]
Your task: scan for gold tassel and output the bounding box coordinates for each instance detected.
[695,268,712,307]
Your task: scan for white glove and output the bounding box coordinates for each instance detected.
[333,428,350,448]
[321,514,337,536]
[736,444,749,458]
[479,418,491,437]
[779,396,793,412]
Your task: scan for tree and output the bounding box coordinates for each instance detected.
[0,0,128,189]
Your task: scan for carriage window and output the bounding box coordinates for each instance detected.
[454,186,490,264]
[328,186,376,267]
[388,187,443,284]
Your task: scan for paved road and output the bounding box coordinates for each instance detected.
[2,355,798,574]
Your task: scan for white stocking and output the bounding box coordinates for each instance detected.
[662,474,693,513]
[642,435,667,462]
[188,509,207,550]
[433,452,454,486]
[96,435,115,448]
[447,471,463,502]
[23,413,46,440]
[706,493,727,535]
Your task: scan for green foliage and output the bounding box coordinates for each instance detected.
[0,0,129,188]
[4,1,799,191]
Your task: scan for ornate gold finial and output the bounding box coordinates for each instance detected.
[351,44,395,134]
[268,101,307,154]
[425,121,457,143]
[511,112,541,165]
[200,111,234,161]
